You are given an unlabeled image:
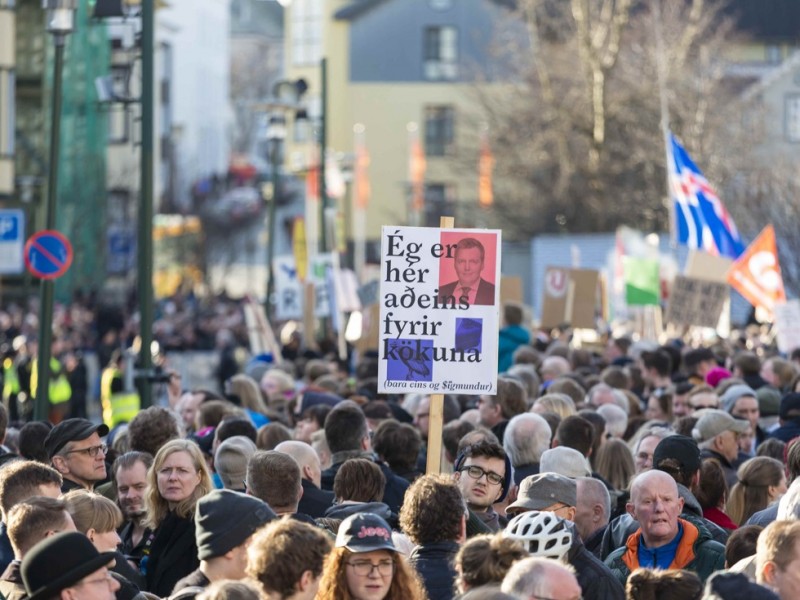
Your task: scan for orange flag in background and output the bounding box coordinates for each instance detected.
[354,134,371,210]
[478,134,494,207]
[409,131,426,213]
[727,224,786,314]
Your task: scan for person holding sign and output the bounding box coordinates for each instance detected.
[438,238,496,306]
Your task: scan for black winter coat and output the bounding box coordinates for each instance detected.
[144,511,199,598]
[408,541,459,600]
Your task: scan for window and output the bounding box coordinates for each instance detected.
[787,94,800,143]
[424,183,456,227]
[292,0,322,66]
[424,26,458,80]
[424,106,455,157]
[0,69,14,156]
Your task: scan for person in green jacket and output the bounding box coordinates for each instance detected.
[604,470,724,586]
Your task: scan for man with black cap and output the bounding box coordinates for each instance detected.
[44,418,110,493]
[21,531,120,600]
[171,488,276,594]
[599,435,728,559]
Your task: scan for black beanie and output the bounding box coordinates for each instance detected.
[195,489,276,560]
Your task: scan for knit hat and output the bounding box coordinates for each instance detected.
[706,367,733,388]
[721,384,757,414]
[195,489,276,559]
[757,386,782,417]
[653,434,701,474]
[22,532,117,600]
[214,436,257,490]
[506,473,577,514]
[336,513,396,553]
[692,409,749,443]
[779,392,800,421]
[539,447,592,478]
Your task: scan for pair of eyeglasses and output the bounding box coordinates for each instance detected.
[64,444,108,458]
[459,465,503,485]
[80,572,115,588]
[346,560,394,577]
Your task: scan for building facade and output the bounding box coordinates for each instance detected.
[0,0,13,200]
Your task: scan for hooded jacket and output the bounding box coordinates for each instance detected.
[604,518,725,584]
[498,324,530,373]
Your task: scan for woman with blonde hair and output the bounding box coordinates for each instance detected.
[531,393,576,420]
[726,456,787,525]
[63,489,143,597]
[226,374,270,428]
[141,438,213,597]
[316,513,427,600]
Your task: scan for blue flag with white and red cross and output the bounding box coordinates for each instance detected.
[668,132,744,260]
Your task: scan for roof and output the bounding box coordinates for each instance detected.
[334,0,516,21]
[740,51,800,102]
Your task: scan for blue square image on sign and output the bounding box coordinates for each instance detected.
[455,318,482,352]
[385,339,434,382]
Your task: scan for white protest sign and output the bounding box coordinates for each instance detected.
[378,227,501,394]
[273,255,303,321]
[309,253,335,317]
[774,300,800,355]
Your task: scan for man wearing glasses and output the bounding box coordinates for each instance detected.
[452,440,510,532]
[44,418,110,493]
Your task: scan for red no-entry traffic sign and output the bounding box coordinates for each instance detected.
[24,230,73,280]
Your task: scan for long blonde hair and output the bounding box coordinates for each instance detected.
[229,374,269,415]
[144,439,212,529]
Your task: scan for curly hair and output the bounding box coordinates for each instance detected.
[143,439,212,529]
[333,458,385,503]
[455,534,527,592]
[316,547,427,600]
[400,474,465,545]
[247,519,332,598]
[127,406,180,456]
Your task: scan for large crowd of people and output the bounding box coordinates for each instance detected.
[2,297,800,599]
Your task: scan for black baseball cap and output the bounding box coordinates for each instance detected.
[653,434,701,474]
[44,418,110,459]
[335,513,396,553]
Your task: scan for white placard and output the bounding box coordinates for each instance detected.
[378,227,501,394]
[273,255,303,321]
[774,300,800,355]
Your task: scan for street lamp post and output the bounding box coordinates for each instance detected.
[265,114,286,321]
[35,0,77,422]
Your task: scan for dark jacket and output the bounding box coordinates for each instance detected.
[60,477,86,494]
[299,478,335,519]
[437,278,495,306]
[324,501,397,528]
[172,568,211,594]
[584,524,607,559]
[770,419,800,444]
[0,524,13,577]
[321,451,409,515]
[564,521,624,600]
[604,518,725,584]
[699,449,738,490]
[408,540,459,600]
[599,484,728,560]
[112,549,145,590]
[144,511,200,598]
[512,463,540,487]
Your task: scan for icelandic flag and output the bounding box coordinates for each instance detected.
[668,133,745,260]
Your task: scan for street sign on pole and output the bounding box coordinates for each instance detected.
[24,230,74,280]
[0,210,25,275]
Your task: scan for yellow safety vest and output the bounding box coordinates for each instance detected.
[2,358,19,401]
[30,358,72,405]
[100,367,140,428]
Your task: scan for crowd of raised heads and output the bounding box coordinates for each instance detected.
[6,314,800,600]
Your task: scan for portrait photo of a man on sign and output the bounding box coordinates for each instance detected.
[437,235,497,307]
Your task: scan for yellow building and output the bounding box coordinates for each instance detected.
[0,0,13,199]
[283,0,508,258]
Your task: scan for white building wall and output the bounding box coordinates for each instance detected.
[158,0,231,210]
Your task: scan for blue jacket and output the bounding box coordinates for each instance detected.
[498,324,530,373]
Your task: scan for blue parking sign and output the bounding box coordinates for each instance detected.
[0,210,25,274]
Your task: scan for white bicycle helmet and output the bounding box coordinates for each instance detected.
[503,511,572,560]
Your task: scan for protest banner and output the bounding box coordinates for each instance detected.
[500,276,523,307]
[540,268,598,329]
[774,300,800,355]
[378,226,501,396]
[728,224,786,317]
[273,255,303,321]
[665,275,728,328]
[310,253,335,317]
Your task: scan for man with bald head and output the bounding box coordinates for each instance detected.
[604,470,725,584]
[274,441,334,518]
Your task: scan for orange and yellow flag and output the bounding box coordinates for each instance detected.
[727,224,786,314]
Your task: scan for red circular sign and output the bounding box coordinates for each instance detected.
[24,230,73,280]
